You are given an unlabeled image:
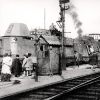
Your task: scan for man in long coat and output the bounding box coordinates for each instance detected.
[11,55,22,77]
[1,53,12,81]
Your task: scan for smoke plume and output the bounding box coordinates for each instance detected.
[67,3,83,38]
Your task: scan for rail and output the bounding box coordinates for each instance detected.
[1,72,100,100]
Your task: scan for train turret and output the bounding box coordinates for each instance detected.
[3,23,36,58]
[4,23,30,37]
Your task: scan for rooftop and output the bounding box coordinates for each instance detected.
[40,35,61,45]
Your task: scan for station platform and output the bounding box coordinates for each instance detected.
[0,64,100,99]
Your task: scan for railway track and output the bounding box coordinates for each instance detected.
[1,72,100,100]
[55,78,100,100]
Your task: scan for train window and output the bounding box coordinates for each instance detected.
[23,37,31,40]
[40,45,43,51]
[86,45,91,54]
[40,45,48,51]
[40,45,49,58]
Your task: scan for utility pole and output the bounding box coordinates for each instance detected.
[61,3,65,70]
[59,0,70,70]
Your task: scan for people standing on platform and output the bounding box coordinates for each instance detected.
[22,54,28,76]
[1,53,12,82]
[74,51,79,68]
[11,54,22,77]
[25,53,33,76]
[22,53,38,82]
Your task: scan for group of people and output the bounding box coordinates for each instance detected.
[1,53,38,82]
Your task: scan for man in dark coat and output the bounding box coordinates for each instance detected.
[11,55,22,77]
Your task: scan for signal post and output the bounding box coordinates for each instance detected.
[59,0,70,71]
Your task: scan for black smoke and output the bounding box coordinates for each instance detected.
[67,3,83,38]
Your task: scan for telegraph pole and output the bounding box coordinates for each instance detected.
[61,3,65,70]
[59,0,70,70]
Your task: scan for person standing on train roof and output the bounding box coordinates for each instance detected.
[11,54,22,77]
[22,54,28,76]
[74,51,79,68]
[1,53,12,82]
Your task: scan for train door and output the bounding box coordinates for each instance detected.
[10,37,18,55]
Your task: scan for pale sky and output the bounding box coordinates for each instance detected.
[0,0,100,38]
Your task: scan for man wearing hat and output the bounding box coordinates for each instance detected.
[11,54,22,77]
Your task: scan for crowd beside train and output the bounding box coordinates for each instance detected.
[0,53,38,82]
[0,50,98,83]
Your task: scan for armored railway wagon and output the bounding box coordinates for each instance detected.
[0,23,100,75]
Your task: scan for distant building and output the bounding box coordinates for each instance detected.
[89,33,100,41]
[30,29,51,36]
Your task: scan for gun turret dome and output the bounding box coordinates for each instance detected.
[4,23,31,37]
